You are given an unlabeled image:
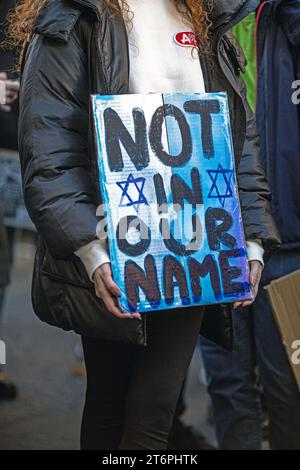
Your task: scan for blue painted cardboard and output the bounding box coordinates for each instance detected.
[93,92,253,313]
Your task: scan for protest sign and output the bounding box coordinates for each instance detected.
[93,92,253,313]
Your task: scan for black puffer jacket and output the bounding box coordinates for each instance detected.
[18,0,280,347]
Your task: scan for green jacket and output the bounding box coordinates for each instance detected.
[232,12,257,111]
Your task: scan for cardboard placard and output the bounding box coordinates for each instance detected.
[93,92,252,313]
[265,269,300,392]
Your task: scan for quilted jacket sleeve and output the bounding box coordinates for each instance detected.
[19,29,99,259]
[237,102,281,259]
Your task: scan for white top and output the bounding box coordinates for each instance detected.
[75,0,264,280]
[125,0,205,94]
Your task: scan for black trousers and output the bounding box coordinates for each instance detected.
[81,308,204,450]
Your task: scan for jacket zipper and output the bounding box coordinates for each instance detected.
[73,0,109,94]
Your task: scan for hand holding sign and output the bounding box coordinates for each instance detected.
[233,260,263,309]
[93,92,253,314]
[93,263,141,320]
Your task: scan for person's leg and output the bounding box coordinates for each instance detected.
[0,286,6,322]
[254,250,300,450]
[80,336,137,450]
[200,308,262,450]
[0,227,15,324]
[168,377,216,450]
[119,308,204,450]
[0,227,17,400]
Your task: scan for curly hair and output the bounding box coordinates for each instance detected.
[8,0,214,69]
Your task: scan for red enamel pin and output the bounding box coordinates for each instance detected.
[174,32,197,47]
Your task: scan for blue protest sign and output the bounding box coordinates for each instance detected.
[93,92,253,313]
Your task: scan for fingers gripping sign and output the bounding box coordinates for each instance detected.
[93,263,142,320]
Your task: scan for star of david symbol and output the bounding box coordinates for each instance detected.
[207,164,234,207]
[117,173,149,212]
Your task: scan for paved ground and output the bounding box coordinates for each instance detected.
[0,244,215,450]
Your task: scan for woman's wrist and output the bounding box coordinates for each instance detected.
[246,239,264,268]
[75,239,110,282]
